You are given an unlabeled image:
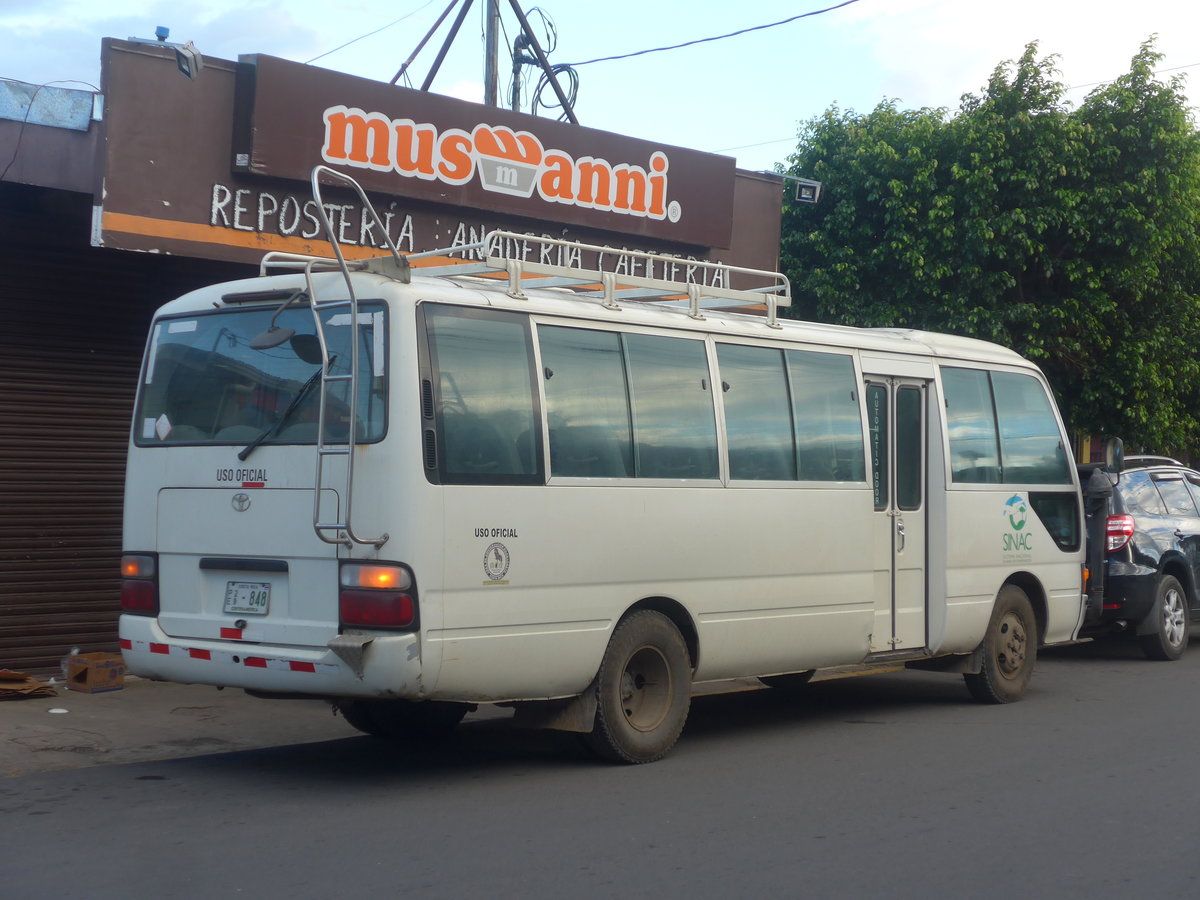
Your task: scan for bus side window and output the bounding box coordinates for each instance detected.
[538,326,718,480]
[539,326,634,478]
[425,306,541,484]
[442,415,522,475]
[941,368,1001,483]
[786,349,866,482]
[716,343,796,481]
[943,367,1071,486]
[625,333,718,480]
[991,371,1072,484]
[1029,492,1082,551]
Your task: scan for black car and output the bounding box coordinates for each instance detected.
[1081,455,1200,659]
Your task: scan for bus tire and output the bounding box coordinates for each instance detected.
[759,671,816,691]
[963,584,1036,704]
[1138,575,1189,661]
[584,610,692,764]
[336,699,468,739]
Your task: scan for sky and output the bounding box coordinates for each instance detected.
[2,0,1198,173]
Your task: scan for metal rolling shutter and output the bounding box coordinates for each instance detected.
[0,184,252,674]
[0,261,143,673]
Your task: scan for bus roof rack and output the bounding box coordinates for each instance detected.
[411,230,792,328]
[253,167,789,327]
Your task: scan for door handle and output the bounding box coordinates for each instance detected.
[896,519,906,552]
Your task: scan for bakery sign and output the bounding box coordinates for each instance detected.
[233,54,734,248]
[321,109,676,223]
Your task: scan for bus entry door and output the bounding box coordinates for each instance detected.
[866,378,928,652]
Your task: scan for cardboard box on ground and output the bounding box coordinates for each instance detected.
[65,652,126,693]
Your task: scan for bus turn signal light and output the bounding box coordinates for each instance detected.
[120,554,159,615]
[338,563,417,629]
[340,564,412,591]
[121,554,156,579]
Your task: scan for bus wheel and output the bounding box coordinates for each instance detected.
[964,584,1036,704]
[584,610,692,764]
[759,671,816,692]
[336,699,468,739]
[1139,575,1188,661]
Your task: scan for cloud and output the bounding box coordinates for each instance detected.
[832,0,1196,111]
[440,79,484,104]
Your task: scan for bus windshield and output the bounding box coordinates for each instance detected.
[133,302,386,446]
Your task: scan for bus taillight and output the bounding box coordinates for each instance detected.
[120,553,159,615]
[339,563,417,629]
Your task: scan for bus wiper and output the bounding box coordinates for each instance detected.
[238,355,335,461]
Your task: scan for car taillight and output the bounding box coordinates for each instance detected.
[120,553,159,615]
[1106,515,1135,552]
[339,563,417,629]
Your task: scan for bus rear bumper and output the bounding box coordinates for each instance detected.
[118,614,425,699]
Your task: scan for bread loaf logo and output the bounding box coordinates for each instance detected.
[472,125,542,198]
[321,106,678,222]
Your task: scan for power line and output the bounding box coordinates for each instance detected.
[713,136,797,153]
[1065,61,1200,92]
[306,0,440,64]
[561,0,860,67]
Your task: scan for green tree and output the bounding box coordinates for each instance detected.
[779,40,1200,454]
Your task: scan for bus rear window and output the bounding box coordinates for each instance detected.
[134,303,387,446]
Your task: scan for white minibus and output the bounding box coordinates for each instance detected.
[120,169,1086,763]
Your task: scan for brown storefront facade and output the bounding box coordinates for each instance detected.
[1,40,784,674]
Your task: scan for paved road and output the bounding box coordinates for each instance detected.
[3,637,1197,899]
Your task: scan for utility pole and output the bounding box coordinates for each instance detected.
[483,0,500,107]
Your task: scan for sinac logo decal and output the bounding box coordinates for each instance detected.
[1003,494,1033,556]
[1005,494,1028,531]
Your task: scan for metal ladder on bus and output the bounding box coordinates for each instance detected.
[303,165,409,549]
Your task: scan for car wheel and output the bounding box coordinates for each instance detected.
[584,610,692,764]
[964,584,1037,704]
[1139,574,1189,661]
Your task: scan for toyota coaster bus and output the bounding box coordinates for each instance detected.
[119,168,1087,763]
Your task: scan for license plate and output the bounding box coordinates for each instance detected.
[223,581,271,615]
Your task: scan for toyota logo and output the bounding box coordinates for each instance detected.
[231,492,252,512]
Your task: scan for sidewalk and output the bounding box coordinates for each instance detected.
[2,676,353,778]
[2,666,899,778]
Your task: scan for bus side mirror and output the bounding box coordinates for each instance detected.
[1104,437,1124,475]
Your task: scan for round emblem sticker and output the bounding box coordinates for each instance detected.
[483,542,510,581]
